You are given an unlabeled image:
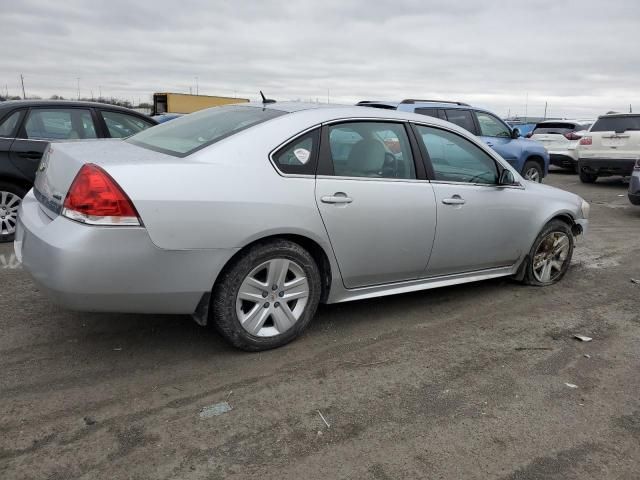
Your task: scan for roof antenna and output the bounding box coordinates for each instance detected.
[260,90,276,104]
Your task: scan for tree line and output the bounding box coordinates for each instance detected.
[0,94,151,109]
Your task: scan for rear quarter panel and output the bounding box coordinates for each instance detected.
[106,114,334,253]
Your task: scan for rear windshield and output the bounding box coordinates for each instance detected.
[532,122,577,134]
[128,105,286,157]
[591,115,640,133]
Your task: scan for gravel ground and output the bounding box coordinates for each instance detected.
[1,170,639,480]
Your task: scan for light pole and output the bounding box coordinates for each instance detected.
[76,77,80,100]
[195,76,199,96]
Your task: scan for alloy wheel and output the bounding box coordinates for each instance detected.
[525,167,541,182]
[0,191,21,237]
[532,231,571,283]
[235,258,310,337]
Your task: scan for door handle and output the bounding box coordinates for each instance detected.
[321,193,353,204]
[442,195,466,205]
[486,142,494,147]
[18,151,42,159]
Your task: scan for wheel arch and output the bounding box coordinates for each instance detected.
[192,232,335,327]
[523,154,546,175]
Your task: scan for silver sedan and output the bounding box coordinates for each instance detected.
[16,102,589,350]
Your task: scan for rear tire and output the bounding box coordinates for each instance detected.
[522,161,543,183]
[0,181,27,243]
[579,168,598,184]
[211,239,322,351]
[522,219,574,286]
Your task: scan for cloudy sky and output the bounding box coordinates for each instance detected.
[1,0,639,118]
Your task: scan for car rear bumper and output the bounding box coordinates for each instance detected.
[578,158,636,176]
[549,152,578,168]
[15,190,236,314]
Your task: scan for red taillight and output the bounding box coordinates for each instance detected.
[564,132,582,141]
[62,164,140,226]
[579,136,592,146]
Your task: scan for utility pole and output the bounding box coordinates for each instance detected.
[76,77,80,100]
[630,104,633,113]
[98,85,102,99]
[195,77,199,95]
[327,89,330,104]
[20,74,26,99]
[544,101,548,119]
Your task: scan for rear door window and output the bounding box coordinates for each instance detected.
[443,109,477,134]
[100,110,155,138]
[590,116,640,133]
[23,109,97,140]
[415,108,440,119]
[326,122,416,179]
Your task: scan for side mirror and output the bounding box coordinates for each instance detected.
[511,128,520,139]
[499,169,516,186]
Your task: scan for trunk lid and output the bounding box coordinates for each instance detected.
[33,139,175,218]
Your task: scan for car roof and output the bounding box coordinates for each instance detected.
[231,102,477,137]
[0,99,152,116]
[598,112,640,118]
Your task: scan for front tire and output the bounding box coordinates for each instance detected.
[211,239,322,351]
[522,220,574,286]
[0,182,27,243]
[522,161,543,183]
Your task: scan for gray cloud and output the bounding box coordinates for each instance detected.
[1,0,639,118]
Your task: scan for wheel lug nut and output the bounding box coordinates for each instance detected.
[274,302,280,308]
[264,302,270,308]
[262,291,268,298]
[272,284,278,291]
[278,291,284,297]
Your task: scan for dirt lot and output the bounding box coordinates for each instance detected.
[1,171,639,480]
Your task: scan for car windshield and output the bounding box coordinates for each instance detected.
[590,115,640,133]
[128,105,286,157]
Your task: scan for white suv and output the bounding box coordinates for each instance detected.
[530,120,592,172]
[576,113,640,183]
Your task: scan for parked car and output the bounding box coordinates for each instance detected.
[629,160,640,205]
[529,120,593,172]
[16,102,588,351]
[576,113,640,183]
[0,100,157,241]
[357,99,550,182]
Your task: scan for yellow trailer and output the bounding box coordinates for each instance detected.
[152,93,249,115]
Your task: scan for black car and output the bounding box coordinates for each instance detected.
[0,100,157,241]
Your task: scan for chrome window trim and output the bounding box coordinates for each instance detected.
[316,174,428,184]
[429,179,525,190]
